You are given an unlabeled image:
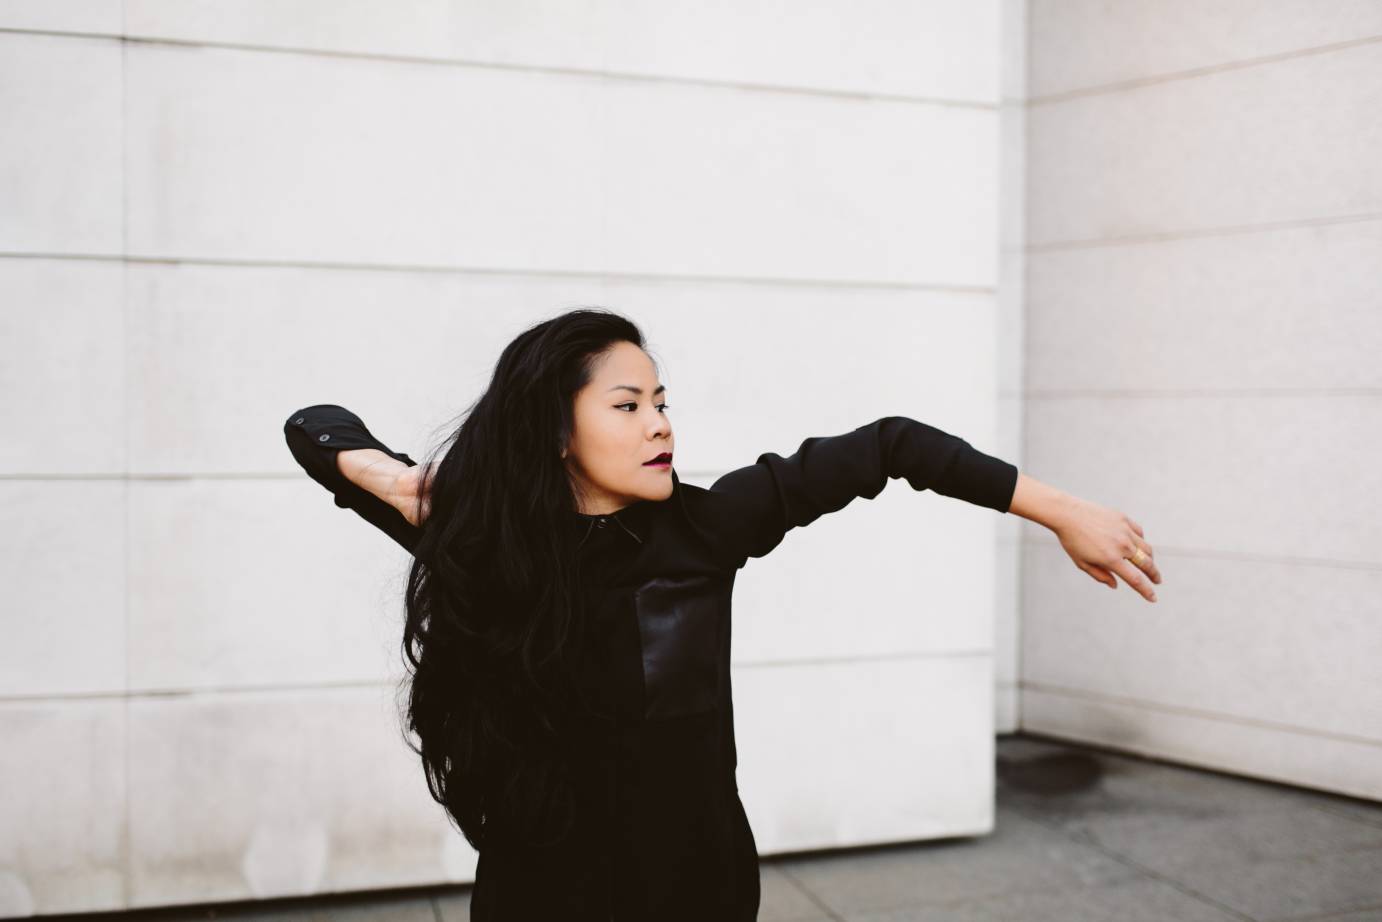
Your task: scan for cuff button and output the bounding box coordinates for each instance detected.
[294,417,305,424]
[319,433,330,442]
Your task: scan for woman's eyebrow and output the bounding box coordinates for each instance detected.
[606,384,666,396]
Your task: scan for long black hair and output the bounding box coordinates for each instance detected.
[394,307,649,852]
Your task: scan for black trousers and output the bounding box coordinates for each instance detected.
[469,792,761,921]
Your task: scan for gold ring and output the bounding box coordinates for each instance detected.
[1126,547,1147,566]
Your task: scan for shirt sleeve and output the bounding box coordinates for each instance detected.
[707,415,1018,566]
[282,404,423,555]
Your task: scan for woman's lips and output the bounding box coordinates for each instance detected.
[643,453,672,466]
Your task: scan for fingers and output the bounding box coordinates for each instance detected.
[1121,514,1162,587]
[1126,536,1162,585]
[1079,561,1117,588]
[1112,556,1158,602]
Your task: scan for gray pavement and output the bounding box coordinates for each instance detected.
[67,733,1382,921]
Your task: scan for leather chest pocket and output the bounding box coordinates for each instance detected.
[633,574,731,721]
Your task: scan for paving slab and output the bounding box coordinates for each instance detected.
[770,805,1139,917]
[841,876,1248,922]
[1167,846,1382,920]
[1041,799,1382,877]
[432,886,471,922]
[758,861,836,921]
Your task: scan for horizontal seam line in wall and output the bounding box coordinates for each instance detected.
[0,470,727,481]
[0,252,996,294]
[0,678,396,704]
[1021,679,1382,750]
[1022,533,1382,572]
[1028,211,1382,252]
[1022,386,1382,398]
[1026,32,1382,106]
[0,651,994,704]
[739,649,991,669]
[0,26,999,110]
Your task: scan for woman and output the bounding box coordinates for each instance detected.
[283,308,1161,920]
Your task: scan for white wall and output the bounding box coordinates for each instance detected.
[1022,0,1382,801]
[0,1,1015,914]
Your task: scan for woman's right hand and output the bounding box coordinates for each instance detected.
[1053,495,1161,602]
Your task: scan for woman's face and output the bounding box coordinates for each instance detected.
[563,341,675,515]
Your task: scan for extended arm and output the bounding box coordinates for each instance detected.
[283,404,424,554]
[707,415,1018,565]
[705,415,1162,601]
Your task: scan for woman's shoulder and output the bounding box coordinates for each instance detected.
[668,472,734,523]
[665,472,769,572]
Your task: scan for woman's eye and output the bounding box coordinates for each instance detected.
[617,403,671,412]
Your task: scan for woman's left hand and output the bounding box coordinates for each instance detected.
[1053,496,1162,602]
[389,463,432,527]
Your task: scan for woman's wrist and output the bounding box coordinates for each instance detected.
[1008,471,1078,532]
[335,448,409,507]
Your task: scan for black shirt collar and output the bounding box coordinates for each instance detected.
[571,470,676,548]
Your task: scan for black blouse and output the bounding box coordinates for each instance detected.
[283,405,1019,921]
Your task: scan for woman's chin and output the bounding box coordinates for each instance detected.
[633,477,675,501]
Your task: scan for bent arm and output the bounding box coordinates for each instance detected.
[335,448,418,519]
[283,404,424,554]
[708,415,1018,566]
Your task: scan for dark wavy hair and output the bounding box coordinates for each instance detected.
[393,307,650,853]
